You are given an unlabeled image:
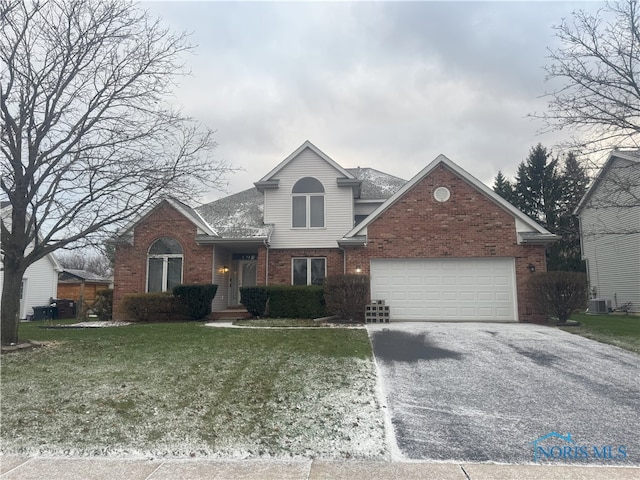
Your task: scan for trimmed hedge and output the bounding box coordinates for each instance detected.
[93,289,113,321]
[240,287,269,317]
[121,292,186,323]
[324,274,370,322]
[528,271,588,323]
[173,284,218,320]
[240,285,326,319]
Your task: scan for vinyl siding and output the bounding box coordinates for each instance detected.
[264,148,354,249]
[0,250,59,319]
[579,158,640,312]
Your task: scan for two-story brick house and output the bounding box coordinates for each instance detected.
[112,141,557,322]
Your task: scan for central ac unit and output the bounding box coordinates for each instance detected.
[588,299,610,314]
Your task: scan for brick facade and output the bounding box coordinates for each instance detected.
[112,201,214,321]
[113,165,549,323]
[343,164,547,322]
[264,248,344,285]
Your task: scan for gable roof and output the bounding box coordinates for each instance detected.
[255,140,357,189]
[343,154,557,243]
[196,187,270,239]
[574,149,640,215]
[113,197,217,241]
[346,167,406,200]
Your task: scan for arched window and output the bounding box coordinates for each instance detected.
[147,237,183,292]
[292,177,325,228]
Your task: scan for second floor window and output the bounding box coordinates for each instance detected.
[292,177,324,228]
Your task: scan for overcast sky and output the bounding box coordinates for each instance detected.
[145,1,602,202]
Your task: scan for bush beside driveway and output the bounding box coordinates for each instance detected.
[368,322,640,465]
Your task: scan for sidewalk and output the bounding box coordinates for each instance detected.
[2,455,638,480]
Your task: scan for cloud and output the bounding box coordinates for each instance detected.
[146,1,596,201]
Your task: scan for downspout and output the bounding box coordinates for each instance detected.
[263,227,273,286]
[339,245,346,274]
[264,239,269,285]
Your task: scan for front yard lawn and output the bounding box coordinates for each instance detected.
[564,313,640,354]
[1,321,386,459]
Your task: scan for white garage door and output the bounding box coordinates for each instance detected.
[370,258,517,321]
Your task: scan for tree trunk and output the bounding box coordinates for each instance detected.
[1,262,27,345]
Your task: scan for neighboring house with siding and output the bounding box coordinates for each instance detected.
[112,141,558,322]
[575,150,640,314]
[1,203,62,319]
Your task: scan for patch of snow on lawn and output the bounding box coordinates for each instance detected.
[1,353,387,460]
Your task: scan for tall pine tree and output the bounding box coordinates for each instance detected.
[512,144,561,230]
[555,152,590,271]
[493,171,514,204]
[493,145,589,271]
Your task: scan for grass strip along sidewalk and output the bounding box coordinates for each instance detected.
[1,321,386,459]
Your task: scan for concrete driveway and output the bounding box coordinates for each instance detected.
[368,322,640,465]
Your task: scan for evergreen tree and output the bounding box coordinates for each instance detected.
[492,145,589,271]
[512,144,561,230]
[493,171,514,203]
[553,152,590,271]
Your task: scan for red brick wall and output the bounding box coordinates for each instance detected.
[344,164,547,322]
[265,248,344,285]
[112,201,214,320]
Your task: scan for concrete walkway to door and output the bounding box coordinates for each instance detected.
[368,322,640,466]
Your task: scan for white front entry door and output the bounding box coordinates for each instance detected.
[370,258,518,322]
[237,260,257,304]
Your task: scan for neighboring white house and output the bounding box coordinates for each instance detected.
[1,203,62,319]
[575,150,640,314]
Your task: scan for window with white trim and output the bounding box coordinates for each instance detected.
[292,177,325,228]
[292,257,326,285]
[147,237,183,292]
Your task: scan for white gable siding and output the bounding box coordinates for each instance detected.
[579,158,640,312]
[264,148,354,249]
[0,249,59,319]
[354,201,383,216]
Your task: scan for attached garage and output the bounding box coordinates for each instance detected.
[370,258,518,322]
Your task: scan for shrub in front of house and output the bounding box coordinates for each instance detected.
[173,284,218,320]
[323,274,370,322]
[240,285,325,319]
[240,287,270,317]
[528,271,588,323]
[93,289,113,321]
[122,292,186,322]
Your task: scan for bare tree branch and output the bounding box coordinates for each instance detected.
[1,0,236,343]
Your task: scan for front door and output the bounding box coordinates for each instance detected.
[238,260,257,305]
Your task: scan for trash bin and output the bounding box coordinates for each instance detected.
[33,306,55,321]
[53,299,76,319]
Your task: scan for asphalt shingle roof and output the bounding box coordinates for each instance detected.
[196,168,407,239]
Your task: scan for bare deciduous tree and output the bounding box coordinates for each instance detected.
[57,250,112,278]
[540,0,640,153]
[1,0,233,344]
[538,0,640,237]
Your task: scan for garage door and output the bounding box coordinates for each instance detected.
[370,258,517,321]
